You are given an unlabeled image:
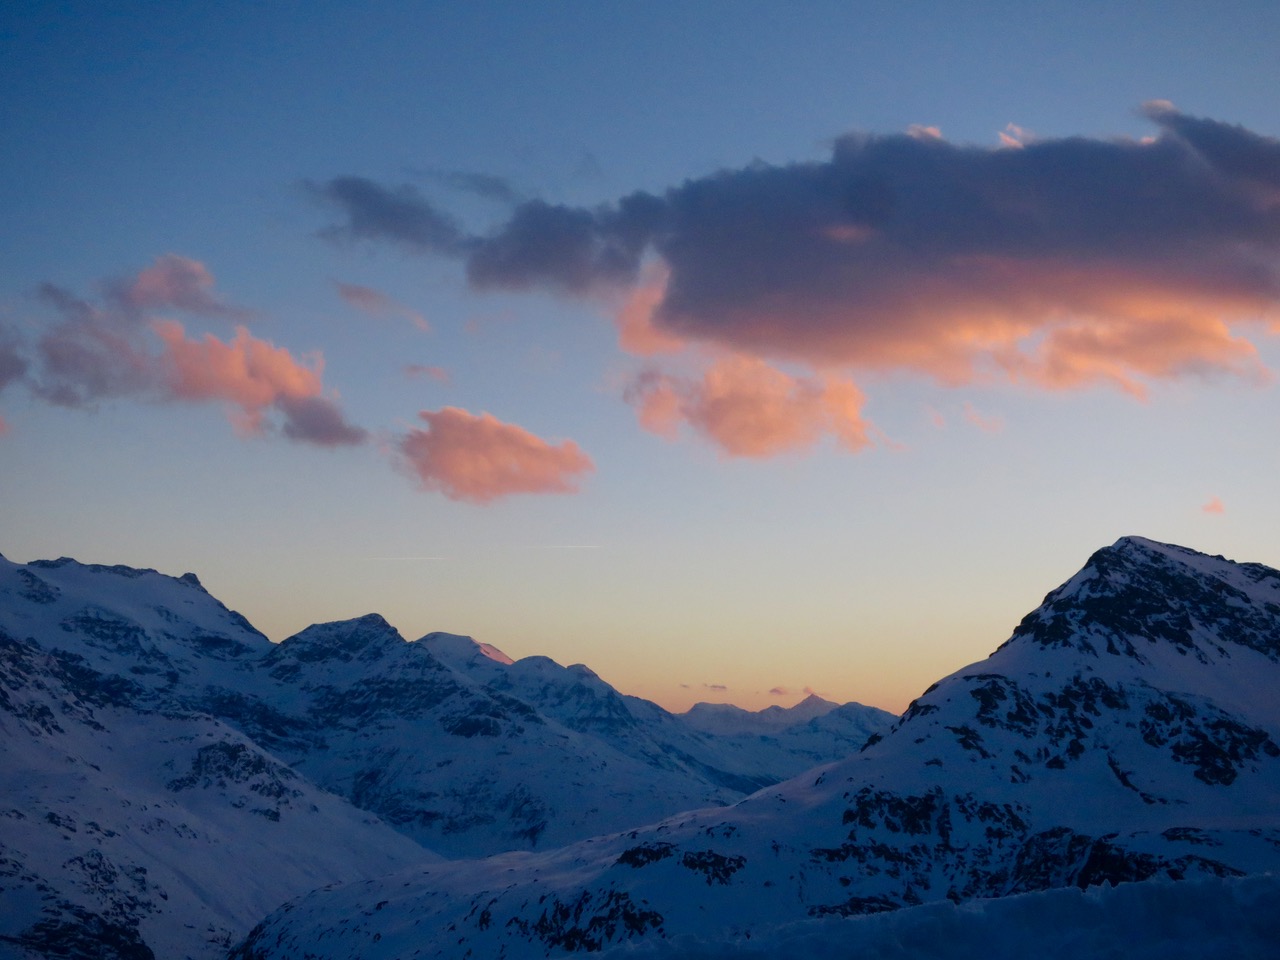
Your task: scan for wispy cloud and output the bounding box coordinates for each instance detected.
[309,177,465,254]
[359,556,449,561]
[335,281,430,332]
[405,363,451,384]
[397,406,594,504]
[435,170,523,204]
[111,254,246,318]
[962,401,1005,433]
[1202,496,1226,515]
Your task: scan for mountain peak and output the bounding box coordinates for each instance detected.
[1001,536,1280,665]
[795,691,834,708]
[274,614,406,663]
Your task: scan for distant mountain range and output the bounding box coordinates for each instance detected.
[226,537,1280,959]
[0,551,890,958]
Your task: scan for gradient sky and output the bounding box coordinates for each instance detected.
[3,1,1279,713]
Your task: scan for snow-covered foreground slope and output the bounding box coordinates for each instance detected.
[590,872,1280,960]
[230,537,1280,959]
[0,561,428,960]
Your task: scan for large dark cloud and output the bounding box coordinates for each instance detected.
[465,195,664,294]
[319,106,1280,391]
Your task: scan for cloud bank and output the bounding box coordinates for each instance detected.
[317,105,1280,454]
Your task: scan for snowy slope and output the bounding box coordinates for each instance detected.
[229,537,1280,959]
[0,560,429,960]
[588,872,1280,960]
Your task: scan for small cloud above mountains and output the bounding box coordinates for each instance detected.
[397,406,594,504]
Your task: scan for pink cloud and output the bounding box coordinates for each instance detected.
[0,414,9,437]
[962,401,1004,433]
[20,260,366,446]
[114,254,239,316]
[153,320,366,445]
[398,406,593,503]
[997,302,1267,399]
[625,355,871,458]
[335,281,429,332]
[998,123,1032,149]
[906,124,943,140]
[652,253,1276,394]
[614,264,685,356]
[405,363,452,384]
[156,321,320,409]
[1202,496,1226,515]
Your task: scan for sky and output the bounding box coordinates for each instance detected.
[2,1,1279,714]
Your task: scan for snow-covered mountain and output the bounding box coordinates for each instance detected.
[681,692,840,735]
[0,549,891,957]
[234,617,776,857]
[0,558,429,960]
[229,536,1280,959]
[676,693,893,781]
[421,631,894,796]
